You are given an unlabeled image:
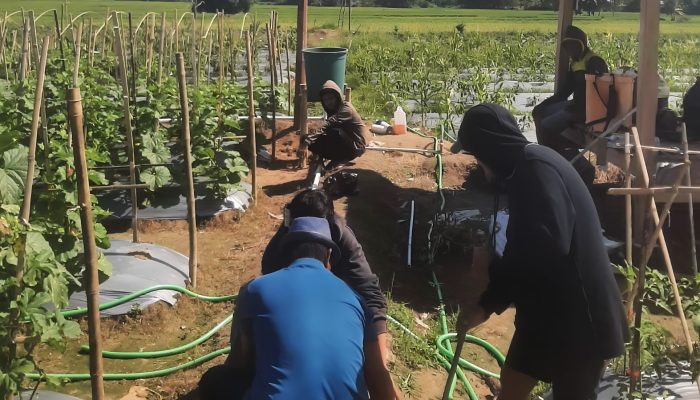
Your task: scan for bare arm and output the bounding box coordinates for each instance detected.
[364,340,401,400]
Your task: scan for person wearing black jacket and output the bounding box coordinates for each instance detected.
[452,104,628,400]
[261,190,390,359]
[533,25,608,156]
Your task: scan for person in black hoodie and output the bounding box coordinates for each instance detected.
[451,104,628,400]
[305,80,367,170]
[533,25,608,156]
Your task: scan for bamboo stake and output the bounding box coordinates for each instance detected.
[7,38,50,400]
[112,20,139,243]
[28,11,39,72]
[72,22,83,87]
[246,31,257,204]
[176,53,198,288]
[681,123,698,275]
[266,23,277,161]
[157,12,166,85]
[192,12,198,87]
[67,87,105,400]
[218,11,224,92]
[10,31,17,77]
[206,31,213,84]
[0,12,7,78]
[101,13,108,60]
[609,187,700,195]
[285,35,292,115]
[174,9,179,53]
[624,131,633,265]
[294,0,307,128]
[628,127,695,390]
[145,14,155,85]
[18,18,29,93]
[274,13,283,87]
[229,29,236,81]
[87,17,94,69]
[299,84,309,168]
[53,10,66,71]
[128,14,137,107]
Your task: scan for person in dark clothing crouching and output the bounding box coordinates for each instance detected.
[533,25,608,157]
[261,189,393,368]
[305,80,367,170]
[451,103,628,400]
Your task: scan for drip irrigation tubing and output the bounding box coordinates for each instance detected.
[60,284,237,318]
[79,315,233,359]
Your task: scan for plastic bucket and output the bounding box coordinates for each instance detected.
[585,74,613,133]
[302,47,348,102]
[614,75,636,128]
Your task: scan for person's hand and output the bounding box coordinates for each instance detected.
[456,304,489,334]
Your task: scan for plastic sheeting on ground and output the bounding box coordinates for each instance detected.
[97,183,251,221]
[543,364,700,400]
[68,240,189,316]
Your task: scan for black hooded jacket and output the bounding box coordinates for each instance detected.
[460,104,628,359]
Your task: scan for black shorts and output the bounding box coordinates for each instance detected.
[505,330,605,400]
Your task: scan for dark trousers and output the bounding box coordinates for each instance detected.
[198,363,253,400]
[308,129,362,164]
[505,330,606,400]
[533,100,577,155]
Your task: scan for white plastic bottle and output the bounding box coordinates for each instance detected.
[393,106,406,135]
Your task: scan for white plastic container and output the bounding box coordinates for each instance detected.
[393,106,406,135]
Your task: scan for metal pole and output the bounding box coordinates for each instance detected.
[68,87,105,400]
[246,31,257,204]
[176,53,199,288]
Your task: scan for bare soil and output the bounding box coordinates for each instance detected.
[33,124,696,400]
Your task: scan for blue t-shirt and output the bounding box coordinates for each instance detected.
[238,258,376,400]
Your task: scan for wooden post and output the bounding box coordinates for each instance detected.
[294,0,308,128]
[266,23,277,161]
[157,12,166,85]
[175,53,198,288]
[681,123,698,275]
[72,22,83,87]
[112,20,139,243]
[67,87,105,400]
[246,31,257,204]
[636,0,660,149]
[554,0,573,92]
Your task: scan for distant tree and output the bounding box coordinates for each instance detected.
[374,0,414,7]
[193,0,251,14]
[457,0,517,8]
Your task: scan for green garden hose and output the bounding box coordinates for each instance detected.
[79,315,233,359]
[25,348,230,382]
[61,285,237,318]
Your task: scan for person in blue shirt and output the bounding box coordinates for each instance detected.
[200,217,398,400]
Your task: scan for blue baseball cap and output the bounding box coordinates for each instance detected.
[281,217,342,264]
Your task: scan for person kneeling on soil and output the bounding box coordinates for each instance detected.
[199,217,399,400]
[451,103,628,400]
[262,189,393,368]
[303,80,367,171]
[532,25,608,157]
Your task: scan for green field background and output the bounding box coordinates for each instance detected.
[0,1,699,34]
